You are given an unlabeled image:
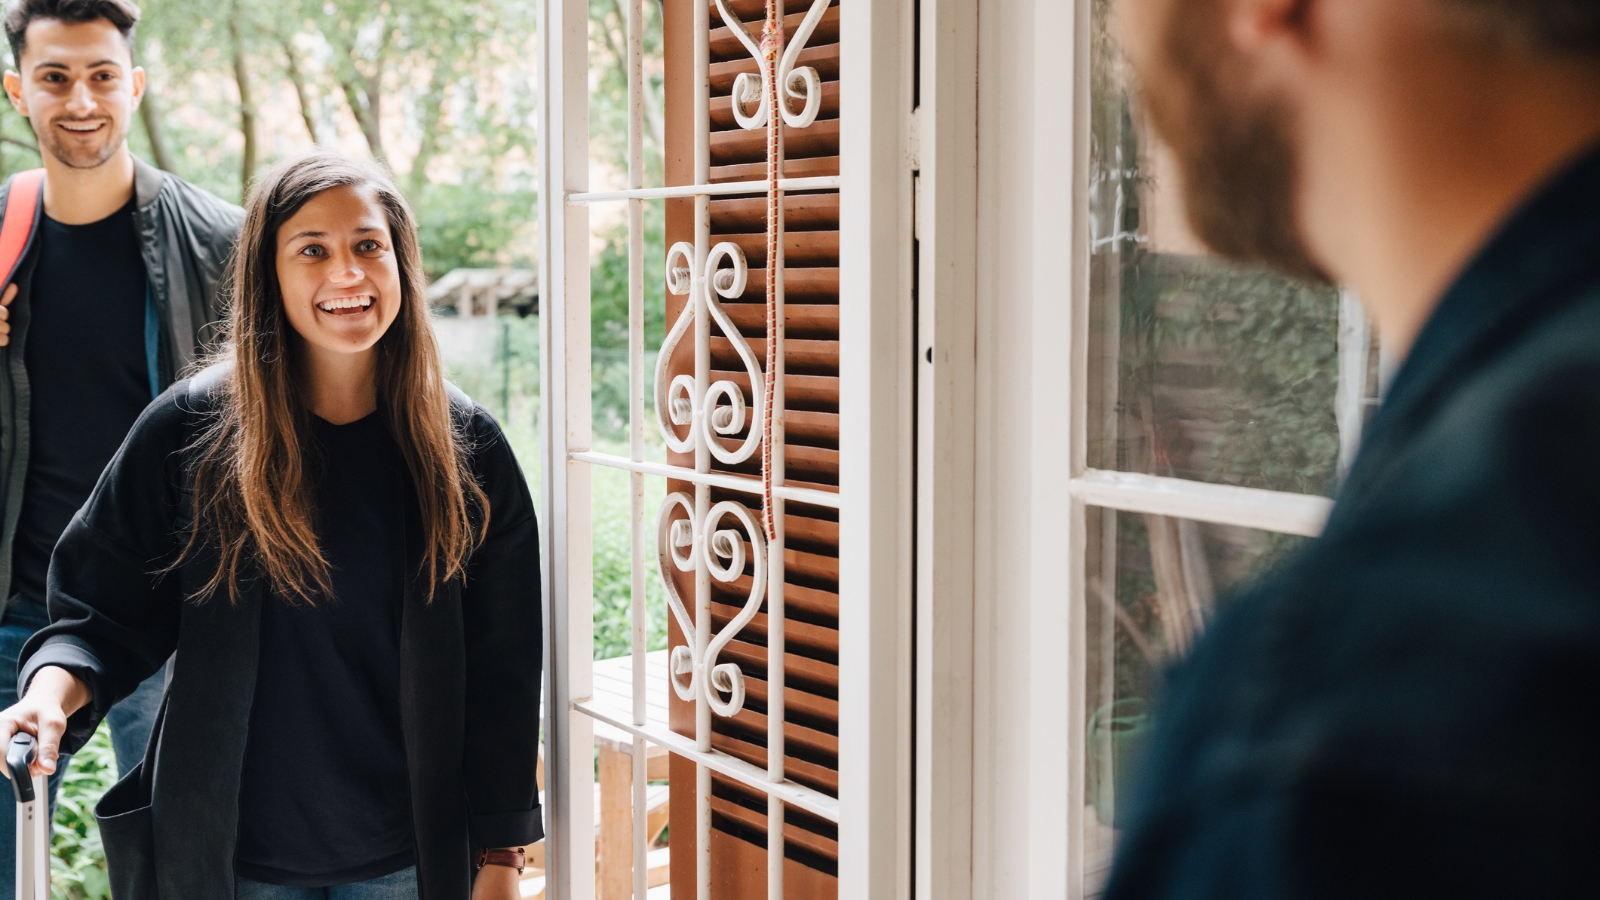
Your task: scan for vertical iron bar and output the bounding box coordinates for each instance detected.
[627,0,649,896]
[693,2,713,900]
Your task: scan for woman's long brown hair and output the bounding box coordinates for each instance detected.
[181,152,487,604]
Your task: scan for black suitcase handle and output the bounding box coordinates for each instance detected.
[7,733,36,803]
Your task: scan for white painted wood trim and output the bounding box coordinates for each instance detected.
[1028,0,1080,896]
[535,0,595,893]
[1070,470,1333,538]
[838,0,916,895]
[914,0,979,893]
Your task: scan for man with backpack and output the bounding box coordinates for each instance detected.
[0,0,241,890]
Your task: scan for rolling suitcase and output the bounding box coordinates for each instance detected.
[7,733,48,900]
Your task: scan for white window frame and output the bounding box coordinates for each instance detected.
[960,1,1361,897]
[1053,0,1360,891]
[535,0,917,895]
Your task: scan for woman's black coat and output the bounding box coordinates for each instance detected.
[17,366,544,900]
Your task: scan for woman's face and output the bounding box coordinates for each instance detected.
[276,184,404,361]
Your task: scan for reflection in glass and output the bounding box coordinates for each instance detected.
[1085,7,1377,497]
[1082,507,1307,895]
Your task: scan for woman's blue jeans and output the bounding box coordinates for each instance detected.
[236,866,419,899]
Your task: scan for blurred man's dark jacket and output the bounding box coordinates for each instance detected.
[1105,144,1600,899]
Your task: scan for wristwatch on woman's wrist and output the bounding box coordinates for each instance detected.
[476,847,526,875]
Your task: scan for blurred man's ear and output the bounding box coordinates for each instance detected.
[131,66,145,111]
[1226,0,1316,55]
[2,72,27,118]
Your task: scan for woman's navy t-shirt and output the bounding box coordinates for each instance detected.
[233,412,416,887]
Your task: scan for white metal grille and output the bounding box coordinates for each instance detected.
[537,0,855,898]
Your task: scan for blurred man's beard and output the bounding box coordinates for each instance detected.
[38,116,126,171]
[1134,1,1331,284]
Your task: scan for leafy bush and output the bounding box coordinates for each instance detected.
[50,726,115,900]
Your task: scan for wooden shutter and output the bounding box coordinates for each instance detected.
[663,0,842,896]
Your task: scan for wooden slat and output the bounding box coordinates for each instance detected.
[720,638,839,692]
[712,119,839,166]
[712,731,839,796]
[710,44,839,95]
[784,546,839,584]
[722,303,838,337]
[711,81,840,130]
[710,601,841,657]
[693,533,840,589]
[721,705,839,761]
[704,437,840,482]
[712,155,841,185]
[741,675,840,724]
[711,230,839,268]
[711,369,838,409]
[710,337,837,372]
[710,794,839,861]
[709,7,841,63]
[782,410,841,448]
[700,267,838,302]
[710,193,840,231]
[713,576,839,623]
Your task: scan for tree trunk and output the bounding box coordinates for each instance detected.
[229,0,258,198]
[407,57,450,193]
[138,93,177,173]
[341,78,384,160]
[339,21,389,160]
[279,34,323,145]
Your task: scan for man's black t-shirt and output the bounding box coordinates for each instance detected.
[233,412,417,887]
[13,198,150,607]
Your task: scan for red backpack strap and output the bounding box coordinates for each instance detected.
[0,168,45,292]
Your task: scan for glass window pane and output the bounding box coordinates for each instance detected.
[1082,507,1307,896]
[1085,9,1353,497]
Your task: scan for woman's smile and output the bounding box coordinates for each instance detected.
[316,294,376,316]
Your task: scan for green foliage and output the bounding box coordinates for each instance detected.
[1119,251,1342,495]
[124,0,539,240]
[590,460,668,661]
[589,200,667,442]
[436,315,667,664]
[50,726,116,900]
[412,181,539,281]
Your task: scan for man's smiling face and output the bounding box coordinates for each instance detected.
[4,17,143,171]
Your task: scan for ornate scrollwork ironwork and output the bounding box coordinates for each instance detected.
[657,492,768,717]
[654,241,767,465]
[713,0,832,131]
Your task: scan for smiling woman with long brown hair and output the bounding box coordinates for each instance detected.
[0,151,543,900]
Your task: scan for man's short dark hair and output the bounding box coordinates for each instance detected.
[1447,0,1600,54]
[3,0,139,69]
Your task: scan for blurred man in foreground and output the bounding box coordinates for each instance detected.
[1106,2,1600,896]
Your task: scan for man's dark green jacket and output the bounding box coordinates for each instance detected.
[0,156,243,618]
[1105,144,1600,898]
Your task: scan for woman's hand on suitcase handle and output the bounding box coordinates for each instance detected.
[0,665,89,779]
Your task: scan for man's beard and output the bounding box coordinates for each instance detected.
[1134,1,1331,284]
[37,115,127,171]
